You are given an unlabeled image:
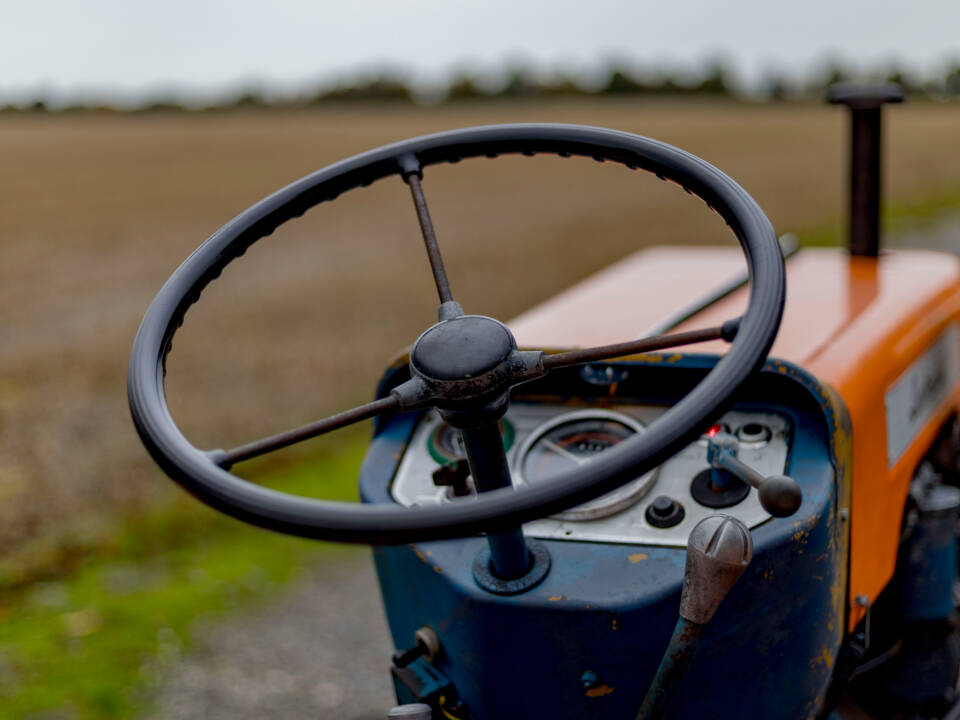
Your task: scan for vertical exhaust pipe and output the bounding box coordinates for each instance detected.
[828,83,904,256]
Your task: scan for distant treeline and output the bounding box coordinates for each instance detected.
[6,60,960,113]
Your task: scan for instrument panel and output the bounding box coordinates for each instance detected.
[391,403,790,547]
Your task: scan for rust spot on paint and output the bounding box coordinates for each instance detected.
[432,566,443,574]
[628,552,649,563]
[811,645,835,670]
[586,685,615,698]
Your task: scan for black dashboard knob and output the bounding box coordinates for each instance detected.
[645,495,685,528]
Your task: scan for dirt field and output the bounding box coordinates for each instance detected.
[2,99,959,556]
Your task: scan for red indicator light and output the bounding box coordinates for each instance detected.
[706,424,722,438]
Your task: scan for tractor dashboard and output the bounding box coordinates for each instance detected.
[390,401,790,548]
[359,355,849,717]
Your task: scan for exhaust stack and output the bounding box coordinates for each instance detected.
[828,83,904,256]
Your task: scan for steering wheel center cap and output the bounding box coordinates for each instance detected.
[411,315,516,382]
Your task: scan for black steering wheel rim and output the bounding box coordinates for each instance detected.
[128,123,785,544]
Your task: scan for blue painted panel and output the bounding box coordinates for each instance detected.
[362,358,850,719]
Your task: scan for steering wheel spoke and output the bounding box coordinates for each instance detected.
[214,394,402,469]
[401,159,456,311]
[540,319,741,372]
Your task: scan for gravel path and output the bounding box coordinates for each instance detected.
[145,549,396,720]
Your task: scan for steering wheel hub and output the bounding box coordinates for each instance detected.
[411,315,515,382]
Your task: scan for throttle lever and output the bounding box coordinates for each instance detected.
[707,432,802,517]
[636,515,753,719]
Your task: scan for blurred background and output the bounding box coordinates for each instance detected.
[1,1,960,717]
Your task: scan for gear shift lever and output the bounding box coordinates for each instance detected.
[637,516,753,719]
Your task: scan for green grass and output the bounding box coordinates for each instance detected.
[0,433,369,720]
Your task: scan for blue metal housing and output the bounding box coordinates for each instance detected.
[361,356,852,719]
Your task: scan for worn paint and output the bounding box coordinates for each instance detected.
[810,645,834,671]
[757,357,854,641]
[629,553,649,563]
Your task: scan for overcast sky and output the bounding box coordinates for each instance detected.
[4,0,959,104]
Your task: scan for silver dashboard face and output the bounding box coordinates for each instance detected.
[390,403,791,547]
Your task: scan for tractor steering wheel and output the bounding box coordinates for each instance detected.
[128,124,785,544]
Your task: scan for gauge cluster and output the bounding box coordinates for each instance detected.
[390,403,791,547]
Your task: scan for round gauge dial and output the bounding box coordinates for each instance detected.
[515,409,657,520]
[427,417,514,464]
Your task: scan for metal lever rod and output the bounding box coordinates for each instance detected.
[707,433,802,518]
[637,516,753,719]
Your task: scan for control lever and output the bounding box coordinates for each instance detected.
[432,459,474,498]
[392,626,442,668]
[637,516,753,719]
[707,432,802,517]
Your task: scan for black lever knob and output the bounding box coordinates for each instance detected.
[392,626,442,669]
[707,433,802,517]
[431,459,473,497]
[391,644,426,669]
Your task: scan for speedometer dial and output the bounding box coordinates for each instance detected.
[515,409,657,520]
